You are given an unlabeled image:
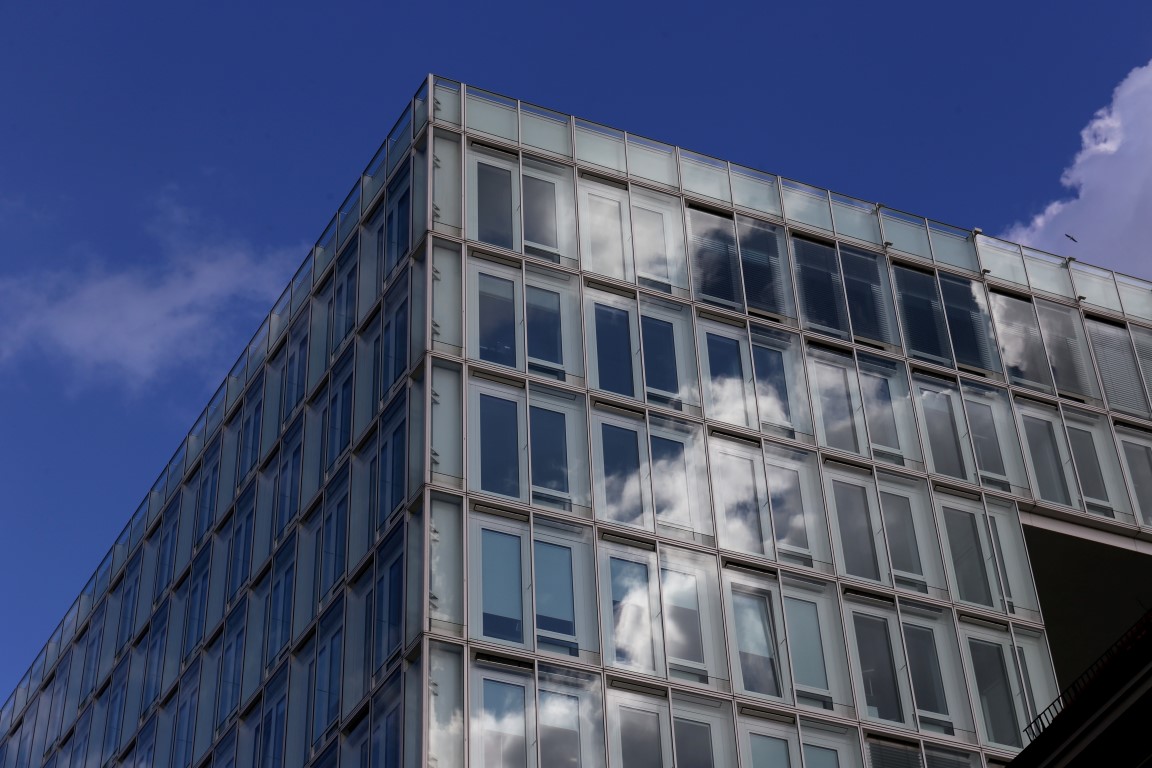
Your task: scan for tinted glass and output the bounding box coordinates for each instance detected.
[642,316,679,395]
[481,529,523,642]
[893,265,953,365]
[794,238,848,337]
[813,362,860,453]
[478,274,517,367]
[619,708,663,768]
[904,624,948,716]
[989,293,1054,392]
[478,163,514,249]
[840,246,897,345]
[530,406,569,494]
[595,304,634,397]
[688,208,742,307]
[880,492,922,577]
[784,597,828,690]
[523,175,558,249]
[1022,415,1071,506]
[733,590,781,696]
[853,614,903,722]
[674,718,714,768]
[968,640,1021,747]
[482,679,528,766]
[833,480,880,581]
[601,424,643,525]
[939,273,1001,373]
[527,286,563,367]
[942,508,992,606]
[535,542,575,637]
[738,216,793,319]
[480,395,519,496]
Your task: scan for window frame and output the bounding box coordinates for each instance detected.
[469,512,534,650]
[590,405,654,531]
[467,257,525,372]
[467,143,522,252]
[583,288,643,400]
[468,377,529,503]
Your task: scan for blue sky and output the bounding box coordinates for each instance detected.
[2,0,1151,698]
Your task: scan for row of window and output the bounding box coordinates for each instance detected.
[428,640,1042,768]
[440,140,1152,417]
[424,498,1052,749]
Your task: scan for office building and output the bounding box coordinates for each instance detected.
[5,74,1152,768]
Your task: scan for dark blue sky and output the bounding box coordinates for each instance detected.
[2,0,1151,697]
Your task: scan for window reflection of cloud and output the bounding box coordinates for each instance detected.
[709,375,753,426]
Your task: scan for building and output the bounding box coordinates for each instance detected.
[4,74,1152,768]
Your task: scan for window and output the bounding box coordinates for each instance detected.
[470,664,535,768]
[846,604,911,726]
[469,145,520,251]
[283,316,309,418]
[765,444,831,570]
[606,688,673,768]
[877,472,946,597]
[737,215,795,322]
[116,554,141,652]
[1085,318,1150,417]
[102,659,129,763]
[140,602,169,710]
[382,278,409,389]
[960,381,1030,496]
[985,497,1042,620]
[892,265,953,366]
[1117,425,1152,526]
[935,495,999,610]
[938,273,1002,376]
[824,465,888,585]
[216,604,245,728]
[599,541,663,675]
[274,420,304,537]
[961,629,1023,748]
[911,373,975,482]
[793,236,849,338]
[633,187,689,294]
[537,664,606,768]
[640,296,700,411]
[171,663,200,768]
[522,156,576,263]
[533,519,598,660]
[738,716,801,768]
[330,242,358,352]
[371,674,402,768]
[258,670,289,768]
[584,287,642,399]
[671,693,737,768]
[751,326,813,443]
[153,504,179,600]
[469,258,523,371]
[988,292,1055,394]
[688,207,743,310]
[783,577,852,713]
[710,436,772,559]
[197,443,222,541]
[591,406,653,530]
[470,513,532,648]
[698,318,757,428]
[77,603,105,699]
[900,602,974,738]
[660,547,727,686]
[579,175,633,281]
[379,395,408,522]
[318,482,349,596]
[326,355,354,468]
[649,415,712,544]
[839,246,899,347]
[374,531,404,669]
[529,385,590,514]
[385,170,411,274]
[266,538,296,664]
[525,266,583,381]
[468,378,528,502]
[808,347,867,455]
[799,720,863,768]
[1064,407,1132,520]
[312,605,344,744]
[1016,398,1076,508]
[183,547,212,657]
[1035,299,1101,405]
[857,354,922,470]
[723,567,791,701]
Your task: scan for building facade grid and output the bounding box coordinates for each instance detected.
[4,74,1152,768]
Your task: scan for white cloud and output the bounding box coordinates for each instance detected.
[1003,58,1152,278]
[0,197,302,386]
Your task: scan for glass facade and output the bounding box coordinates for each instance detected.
[7,74,1152,768]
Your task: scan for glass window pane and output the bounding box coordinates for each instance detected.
[939,501,997,609]
[852,613,904,722]
[1035,300,1101,404]
[538,665,605,768]
[928,222,979,272]
[737,216,795,322]
[1118,426,1152,526]
[960,381,1030,496]
[480,395,520,498]
[620,708,664,768]
[911,374,976,483]
[793,237,849,338]
[479,678,528,767]
[808,348,866,455]
[640,296,700,412]
[785,597,828,691]
[733,591,782,697]
[478,274,518,368]
[988,292,1055,393]
[839,246,898,347]
[938,273,1002,375]
[649,415,712,544]
[585,289,641,399]
[1018,401,1075,507]
[1085,319,1149,418]
[527,286,562,368]
[710,438,771,558]
[481,529,524,643]
[526,266,584,382]
[830,479,881,582]
[698,321,756,428]
[858,354,923,471]
[751,327,813,443]
[781,180,833,232]
[579,178,633,282]
[765,444,831,572]
[608,556,658,672]
[529,385,589,514]
[750,734,792,768]
[632,187,689,295]
[1064,408,1132,521]
[967,638,1021,747]
[522,157,576,264]
[688,208,743,310]
[893,265,953,366]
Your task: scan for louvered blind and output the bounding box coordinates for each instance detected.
[1036,301,1099,401]
[794,237,849,337]
[868,740,923,768]
[737,216,790,318]
[893,265,952,365]
[1085,318,1150,417]
[687,207,742,308]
